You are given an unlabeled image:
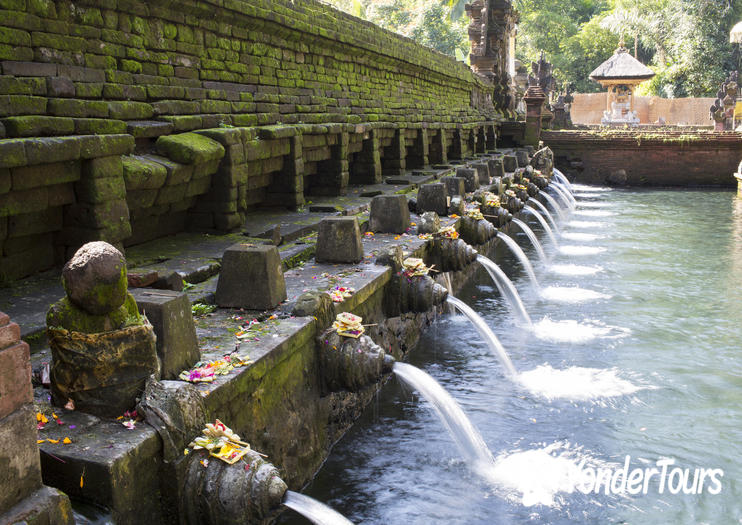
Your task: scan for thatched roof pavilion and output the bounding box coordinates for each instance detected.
[590,42,655,123]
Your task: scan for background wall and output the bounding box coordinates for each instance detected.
[570,92,715,126]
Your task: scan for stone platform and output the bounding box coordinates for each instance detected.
[14,149,544,522]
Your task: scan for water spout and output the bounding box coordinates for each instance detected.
[540,192,567,221]
[511,218,547,264]
[524,206,558,246]
[445,296,517,377]
[393,362,496,465]
[495,231,540,291]
[476,255,532,326]
[283,491,354,525]
[552,168,573,192]
[528,199,560,232]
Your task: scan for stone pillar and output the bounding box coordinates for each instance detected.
[268,134,305,209]
[349,129,381,184]
[406,128,428,169]
[0,311,73,524]
[523,85,547,146]
[313,132,350,196]
[382,128,406,175]
[449,129,464,160]
[429,127,448,165]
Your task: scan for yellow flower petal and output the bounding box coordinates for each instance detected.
[63,437,72,444]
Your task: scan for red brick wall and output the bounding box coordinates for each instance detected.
[543,130,742,187]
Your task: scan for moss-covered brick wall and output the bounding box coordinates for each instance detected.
[0,0,499,280]
[0,0,494,132]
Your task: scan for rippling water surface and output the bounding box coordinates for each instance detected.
[282,188,742,524]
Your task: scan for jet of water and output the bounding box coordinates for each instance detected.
[528,198,560,232]
[446,296,518,377]
[552,168,573,192]
[540,192,567,221]
[511,218,547,264]
[524,206,558,246]
[283,491,355,525]
[393,362,496,466]
[476,255,532,326]
[551,183,576,209]
[496,231,540,290]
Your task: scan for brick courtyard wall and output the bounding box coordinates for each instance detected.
[544,130,742,187]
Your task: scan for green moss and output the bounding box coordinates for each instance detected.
[155,132,225,165]
[47,293,141,334]
[119,59,142,74]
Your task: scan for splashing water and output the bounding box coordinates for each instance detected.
[446,296,518,377]
[574,210,615,217]
[283,491,355,525]
[558,245,606,256]
[487,442,612,507]
[570,183,611,192]
[393,362,496,466]
[528,198,560,232]
[548,263,603,276]
[541,192,568,221]
[540,286,610,303]
[532,317,629,344]
[560,232,601,242]
[577,201,614,208]
[496,231,540,290]
[524,206,558,246]
[517,364,647,402]
[512,218,547,264]
[476,255,532,326]
[566,220,603,229]
[572,192,605,199]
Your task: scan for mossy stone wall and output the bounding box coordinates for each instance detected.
[0,0,499,280]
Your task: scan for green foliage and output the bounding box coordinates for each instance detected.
[191,302,217,316]
[515,0,742,97]
[323,0,469,58]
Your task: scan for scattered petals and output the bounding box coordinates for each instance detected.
[63,437,72,444]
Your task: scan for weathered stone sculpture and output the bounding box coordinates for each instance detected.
[47,241,159,417]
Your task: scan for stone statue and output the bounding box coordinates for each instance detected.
[47,241,160,416]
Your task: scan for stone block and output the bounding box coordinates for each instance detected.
[471,162,490,185]
[0,340,32,419]
[156,132,225,165]
[215,244,287,309]
[416,183,448,216]
[11,160,79,190]
[0,405,43,512]
[503,154,517,173]
[369,194,410,234]
[488,157,505,178]
[455,167,478,192]
[130,289,200,380]
[46,76,75,97]
[515,149,529,167]
[417,211,440,234]
[442,176,465,197]
[315,217,364,264]
[0,486,73,525]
